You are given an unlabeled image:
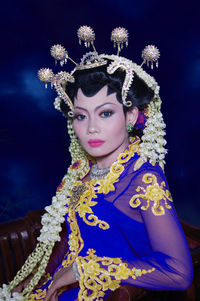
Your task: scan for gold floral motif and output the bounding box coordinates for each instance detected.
[76,249,155,301]
[118,138,140,164]
[129,173,173,215]
[28,288,47,300]
[60,205,84,269]
[70,138,140,229]
[90,137,140,194]
[75,182,110,230]
[94,163,124,194]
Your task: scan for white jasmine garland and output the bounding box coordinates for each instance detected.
[140,94,167,168]
[53,96,62,111]
[0,285,24,300]
[0,120,90,300]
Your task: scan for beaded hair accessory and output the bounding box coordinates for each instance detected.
[38,26,166,168]
[38,26,160,112]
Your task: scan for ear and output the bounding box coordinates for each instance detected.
[126,107,139,127]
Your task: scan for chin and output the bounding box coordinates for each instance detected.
[86,149,108,158]
[83,145,108,157]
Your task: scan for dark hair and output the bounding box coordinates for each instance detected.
[60,61,154,137]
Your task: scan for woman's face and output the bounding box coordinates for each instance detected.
[73,85,138,168]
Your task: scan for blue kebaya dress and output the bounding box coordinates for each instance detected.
[28,138,193,300]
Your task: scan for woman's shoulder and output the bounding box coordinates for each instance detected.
[125,150,167,182]
[124,156,173,217]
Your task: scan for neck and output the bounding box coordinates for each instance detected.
[95,138,129,169]
[90,164,110,180]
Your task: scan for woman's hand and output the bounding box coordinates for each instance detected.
[44,267,76,301]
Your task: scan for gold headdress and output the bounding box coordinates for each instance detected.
[38,26,160,113]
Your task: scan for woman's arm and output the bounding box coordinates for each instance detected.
[127,170,193,289]
[126,201,193,290]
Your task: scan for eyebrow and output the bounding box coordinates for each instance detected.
[74,102,117,112]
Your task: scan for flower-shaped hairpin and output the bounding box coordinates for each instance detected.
[141,45,160,69]
[77,26,96,51]
[111,27,129,55]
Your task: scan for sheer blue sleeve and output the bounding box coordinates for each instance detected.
[76,164,193,295]
[113,165,193,290]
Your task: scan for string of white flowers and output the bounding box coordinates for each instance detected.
[0,120,89,300]
[140,95,167,169]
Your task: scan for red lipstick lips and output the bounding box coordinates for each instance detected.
[88,139,105,147]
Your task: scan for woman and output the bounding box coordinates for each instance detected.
[0,26,193,300]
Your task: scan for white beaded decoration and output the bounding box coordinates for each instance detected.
[38,68,54,88]
[50,44,68,66]
[141,45,160,69]
[111,27,129,55]
[77,26,95,48]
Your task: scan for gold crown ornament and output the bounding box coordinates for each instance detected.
[38,25,160,114]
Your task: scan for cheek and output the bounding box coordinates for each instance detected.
[108,115,127,136]
[73,122,82,139]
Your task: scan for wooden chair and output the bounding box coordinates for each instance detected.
[0,210,200,300]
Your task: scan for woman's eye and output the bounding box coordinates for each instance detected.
[73,114,86,121]
[100,111,113,118]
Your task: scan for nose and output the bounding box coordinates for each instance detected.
[87,117,100,134]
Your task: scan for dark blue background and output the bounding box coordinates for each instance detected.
[0,0,200,226]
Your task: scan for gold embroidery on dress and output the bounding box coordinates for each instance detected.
[129,173,173,215]
[90,137,140,194]
[61,206,84,267]
[28,289,47,300]
[63,138,140,264]
[72,138,140,228]
[28,138,141,300]
[28,204,84,299]
[75,183,110,230]
[76,249,155,301]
